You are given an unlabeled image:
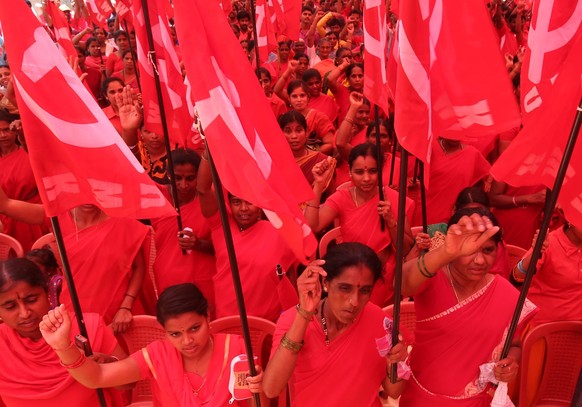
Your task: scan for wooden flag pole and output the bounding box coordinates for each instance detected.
[374,105,386,231]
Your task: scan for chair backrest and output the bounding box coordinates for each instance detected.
[519,321,582,407]
[319,226,342,258]
[119,315,166,405]
[31,233,63,269]
[0,233,24,260]
[505,244,527,271]
[382,301,416,344]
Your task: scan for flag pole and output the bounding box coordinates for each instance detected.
[139,0,186,252]
[419,161,428,233]
[390,145,409,383]
[122,20,142,94]
[204,144,261,407]
[389,134,398,186]
[374,105,386,231]
[500,97,582,360]
[248,0,261,69]
[50,217,108,407]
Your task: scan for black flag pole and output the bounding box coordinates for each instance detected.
[139,0,186,253]
[390,145,409,383]
[248,0,261,70]
[500,97,582,360]
[389,135,398,186]
[374,105,386,231]
[50,217,108,407]
[419,161,428,233]
[121,20,142,94]
[204,144,261,407]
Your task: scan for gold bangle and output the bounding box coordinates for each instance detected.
[344,117,354,124]
[296,304,316,321]
[280,333,304,353]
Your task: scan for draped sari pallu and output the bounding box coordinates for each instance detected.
[0,313,123,407]
[400,274,537,406]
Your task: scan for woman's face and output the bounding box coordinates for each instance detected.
[174,163,197,204]
[366,125,391,153]
[350,155,378,193]
[94,29,106,43]
[88,41,100,57]
[354,104,370,126]
[297,56,309,76]
[304,76,321,98]
[0,280,50,340]
[278,44,290,62]
[348,66,364,91]
[123,53,134,69]
[0,120,17,149]
[258,73,272,95]
[289,86,309,111]
[115,35,130,51]
[325,33,338,48]
[0,67,11,87]
[164,311,211,360]
[282,120,307,152]
[142,128,164,150]
[105,80,124,107]
[451,239,497,283]
[229,196,262,230]
[324,265,374,325]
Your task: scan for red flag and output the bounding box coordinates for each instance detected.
[131,0,192,148]
[363,0,389,115]
[492,32,582,227]
[115,0,134,33]
[394,0,520,173]
[85,0,112,29]
[0,3,176,219]
[45,1,77,59]
[256,0,278,64]
[520,0,582,124]
[172,0,317,262]
[279,0,301,40]
[268,0,286,35]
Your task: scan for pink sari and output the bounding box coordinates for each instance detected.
[400,274,537,406]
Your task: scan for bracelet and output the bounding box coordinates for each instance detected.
[124,293,137,299]
[512,195,519,207]
[53,341,75,352]
[516,259,527,274]
[305,203,320,209]
[343,116,354,124]
[119,306,132,312]
[296,304,316,321]
[417,252,436,278]
[60,351,87,369]
[280,333,304,353]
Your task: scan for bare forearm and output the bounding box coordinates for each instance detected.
[402,245,455,296]
[1,199,46,224]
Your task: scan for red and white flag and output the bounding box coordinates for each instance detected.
[520,0,582,124]
[394,0,520,174]
[492,28,582,227]
[131,0,192,148]
[279,0,301,40]
[115,0,134,33]
[256,0,278,64]
[0,2,176,219]
[85,0,112,29]
[172,0,317,262]
[45,1,77,59]
[268,0,287,36]
[363,0,389,115]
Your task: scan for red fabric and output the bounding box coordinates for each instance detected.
[272,303,387,406]
[106,53,124,76]
[112,70,139,91]
[264,60,288,87]
[0,149,46,251]
[520,0,582,123]
[210,214,297,321]
[400,274,537,406]
[152,198,216,310]
[313,58,335,77]
[491,33,582,228]
[0,313,123,407]
[280,0,301,40]
[426,142,490,224]
[256,0,278,64]
[102,105,123,135]
[527,227,582,326]
[268,93,288,118]
[394,0,520,186]
[131,0,191,148]
[59,215,152,323]
[363,0,389,115]
[491,185,544,248]
[131,334,246,407]
[46,1,77,59]
[331,82,351,123]
[1,2,176,220]
[115,0,133,33]
[174,0,317,262]
[82,66,102,101]
[85,0,112,29]
[305,109,334,143]
[308,93,338,123]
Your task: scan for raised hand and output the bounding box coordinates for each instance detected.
[39,304,73,350]
[312,156,335,186]
[444,214,500,258]
[297,260,327,313]
[117,86,142,133]
[348,91,364,109]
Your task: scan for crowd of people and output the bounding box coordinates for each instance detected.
[0,0,580,406]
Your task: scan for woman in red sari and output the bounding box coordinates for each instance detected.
[40,283,263,407]
[105,30,130,77]
[305,143,414,306]
[112,50,139,92]
[262,242,409,406]
[0,258,126,407]
[0,113,46,251]
[197,150,297,322]
[400,208,537,406]
[152,148,217,315]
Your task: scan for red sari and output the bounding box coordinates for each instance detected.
[131,334,249,407]
[210,215,297,321]
[59,215,154,323]
[308,93,338,123]
[272,303,388,407]
[152,199,217,311]
[426,142,490,224]
[400,274,537,406]
[0,313,123,407]
[0,148,46,251]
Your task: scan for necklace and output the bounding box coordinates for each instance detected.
[184,372,207,395]
[321,299,330,345]
[447,265,461,304]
